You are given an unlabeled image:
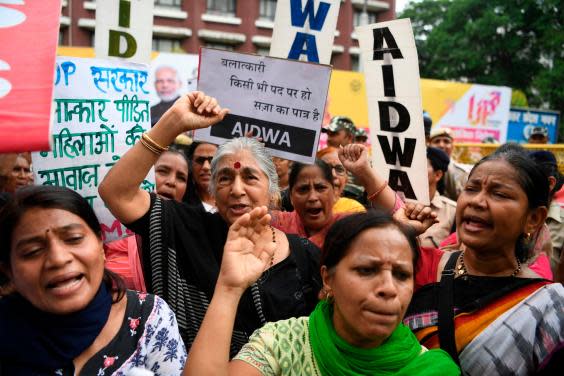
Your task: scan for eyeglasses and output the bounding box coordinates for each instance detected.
[193,156,213,165]
[329,164,346,176]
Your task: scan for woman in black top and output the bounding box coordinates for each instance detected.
[99,92,321,356]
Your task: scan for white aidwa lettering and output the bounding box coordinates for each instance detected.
[242,122,249,134]
[279,132,291,147]
[262,127,280,143]
[231,121,243,137]
[250,124,261,137]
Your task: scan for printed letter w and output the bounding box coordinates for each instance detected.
[290,0,331,31]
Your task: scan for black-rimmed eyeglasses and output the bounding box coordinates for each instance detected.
[193,156,213,165]
[328,164,346,176]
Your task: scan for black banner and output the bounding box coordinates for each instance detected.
[210,114,317,156]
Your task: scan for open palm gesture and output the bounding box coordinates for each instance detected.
[218,206,276,293]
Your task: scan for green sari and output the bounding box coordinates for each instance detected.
[309,300,459,375]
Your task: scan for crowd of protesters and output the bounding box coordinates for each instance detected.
[0,91,563,375]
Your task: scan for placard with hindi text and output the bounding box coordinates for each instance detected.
[195,48,332,164]
[32,57,155,242]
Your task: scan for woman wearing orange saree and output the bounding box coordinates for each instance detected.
[404,150,564,375]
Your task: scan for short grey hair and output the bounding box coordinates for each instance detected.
[210,137,279,201]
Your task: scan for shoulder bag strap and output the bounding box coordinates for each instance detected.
[286,235,317,302]
[438,250,462,364]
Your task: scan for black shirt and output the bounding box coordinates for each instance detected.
[126,194,322,356]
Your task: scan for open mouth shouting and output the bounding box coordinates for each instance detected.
[461,214,492,232]
[229,203,251,216]
[46,272,85,297]
[158,191,175,200]
[305,207,324,219]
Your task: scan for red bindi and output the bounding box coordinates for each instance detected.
[234,161,241,169]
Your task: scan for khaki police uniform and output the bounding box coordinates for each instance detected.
[443,161,469,201]
[419,192,457,248]
[547,201,564,271]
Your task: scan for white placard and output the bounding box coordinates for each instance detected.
[195,48,332,164]
[357,19,429,205]
[32,57,155,242]
[270,0,341,64]
[95,0,154,64]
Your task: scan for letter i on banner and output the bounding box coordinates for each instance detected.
[270,0,341,64]
[95,0,155,64]
[356,19,429,205]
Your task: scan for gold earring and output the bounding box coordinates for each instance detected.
[524,232,532,242]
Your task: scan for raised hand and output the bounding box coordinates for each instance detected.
[162,91,229,133]
[338,143,370,178]
[393,201,439,235]
[217,206,276,294]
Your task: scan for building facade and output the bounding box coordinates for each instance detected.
[59,0,396,71]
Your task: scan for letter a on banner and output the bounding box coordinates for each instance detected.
[95,0,154,64]
[270,0,341,64]
[356,19,429,205]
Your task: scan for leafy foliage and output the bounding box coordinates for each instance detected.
[400,0,563,139]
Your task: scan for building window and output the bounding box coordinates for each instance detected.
[58,30,64,45]
[155,0,182,7]
[255,46,270,56]
[351,55,360,72]
[207,0,236,15]
[206,42,234,51]
[259,0,277,20]
[353,10,377,27]
[152,38,182,52]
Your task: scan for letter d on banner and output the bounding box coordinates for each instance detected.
[95,0,154,64]
[357,19,430,205]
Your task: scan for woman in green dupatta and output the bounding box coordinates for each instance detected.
[184,208,459,376]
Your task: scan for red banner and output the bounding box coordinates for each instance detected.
[0,1,60,152]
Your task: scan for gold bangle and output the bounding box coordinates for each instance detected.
[142,133,168,153]
[367,180,388,202]
[139,137,162,155]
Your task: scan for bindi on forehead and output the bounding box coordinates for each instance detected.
[217,165,260,176]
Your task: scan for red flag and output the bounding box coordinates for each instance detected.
[0,1,60,152]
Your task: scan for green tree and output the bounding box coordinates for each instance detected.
[511,90,528,108]
[400,0,563,139]
[399,0,451,72]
